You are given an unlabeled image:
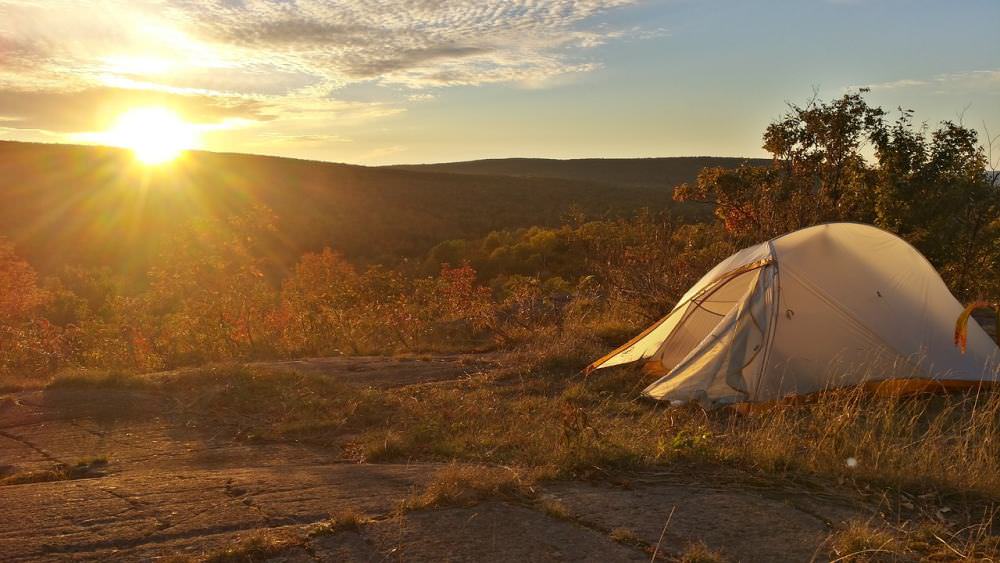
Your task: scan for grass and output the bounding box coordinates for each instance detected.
[0,382,27,394]
[307,508,369,536]
[403,463,532,511]
[724,387,1000,496]
[354,366,1000,500]
[675,541,729,562]
[200,529,299,563]
[162,365,393,444]
[0,456,108,486]
[48,364,393,444]
[827,520,901,562]
[353,366,663,474]
[43,360,1000,499]
[538,497,573,520]
[609,526,640,544]
[826,517,1000,561]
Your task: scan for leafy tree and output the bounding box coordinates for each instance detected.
[0,239,61,375]
[871,116,999,297]
[281,248,365,355]
[147,209,279,364]
[676,91,999,300]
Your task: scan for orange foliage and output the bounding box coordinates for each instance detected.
[0,238,60,376]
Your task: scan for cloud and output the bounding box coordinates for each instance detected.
[0,0,640,92]
[854,70,1000,92]
[0,86,268,132]
[219,18,376,46]
[342,45,496,79]
[177,0,639,88]
[0,0,647,153]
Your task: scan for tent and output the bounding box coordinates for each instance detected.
[586,223,1000,405]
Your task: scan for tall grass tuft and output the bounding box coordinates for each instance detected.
[720,385,1000,496]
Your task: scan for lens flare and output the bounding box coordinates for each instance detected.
[103,107,198,164]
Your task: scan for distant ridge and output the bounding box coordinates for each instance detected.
[388,156,770,190]
[0,141,692,280]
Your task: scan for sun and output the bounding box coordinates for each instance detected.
[104,107,198,164]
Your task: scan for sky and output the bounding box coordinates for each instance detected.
[0,0,998,165]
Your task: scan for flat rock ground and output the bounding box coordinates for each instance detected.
[0,356,872,562]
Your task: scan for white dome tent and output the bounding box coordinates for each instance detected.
[586,223,1000,405]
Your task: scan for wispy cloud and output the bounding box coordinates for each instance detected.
[0,0,645,151]
[853,70,1000,92]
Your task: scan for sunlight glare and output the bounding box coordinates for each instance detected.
[101,55,175,76]
[105,107,198,164]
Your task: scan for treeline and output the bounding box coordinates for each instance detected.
[390,156,771,189]
[0,92,997,379]
[0,142,683,281]
[0,208,726,376]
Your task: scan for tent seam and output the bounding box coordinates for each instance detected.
[752,241,780,402]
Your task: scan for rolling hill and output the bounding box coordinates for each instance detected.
[389,156,770,190]
[0,141,713,281]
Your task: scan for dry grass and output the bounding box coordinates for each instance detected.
[609,526,640,544]
[722,386,1000,496]
[46,364,393,445]
[43,359,1000,503]
[200,529,300,563]
[0,382,30,394]
[0,456,108,486]
[539,497,573,520]
[29,355,1000,561]
[166,366,392,444]
[307,508,369,536]
[827,520,902,562]
[403,463,531,511]
[674,541,729,562]
[353,365,667,475]
[351,363,1000,500]
[826,517,1000,561]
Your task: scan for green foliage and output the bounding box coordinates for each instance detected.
[675,91,1000,301]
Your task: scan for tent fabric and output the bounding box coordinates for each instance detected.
[587,223,1000,405]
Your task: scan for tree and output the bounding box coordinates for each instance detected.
[281,248,365,355]
[675,92,883,243]
[675,91,1000,301]
[0,239,61,376]
[871,117,999,298]
[0,239,48,325]
[148,209,279,364]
